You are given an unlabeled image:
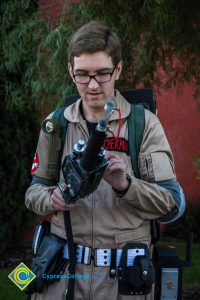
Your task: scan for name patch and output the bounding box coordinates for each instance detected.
[102,137,129,154]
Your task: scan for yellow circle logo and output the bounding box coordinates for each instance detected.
[8,262,36,290]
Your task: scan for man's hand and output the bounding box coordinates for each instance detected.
[50,187,77,211]
[104,151,129,190]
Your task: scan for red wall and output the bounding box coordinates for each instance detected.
[156,84,200,202]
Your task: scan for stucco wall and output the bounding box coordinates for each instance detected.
[157,84,200,202]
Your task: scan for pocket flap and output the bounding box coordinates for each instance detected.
[115,224,150,244]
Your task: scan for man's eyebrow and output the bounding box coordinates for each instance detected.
[73,69,87,73]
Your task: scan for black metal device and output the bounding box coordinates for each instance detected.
[153,232,193,300]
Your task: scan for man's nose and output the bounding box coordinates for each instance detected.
[88,77,100,89]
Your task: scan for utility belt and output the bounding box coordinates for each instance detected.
[25,221,154,296]
[64,242,155,296]
[64,243,146,267]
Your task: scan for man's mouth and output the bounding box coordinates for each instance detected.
[87,92,102,95]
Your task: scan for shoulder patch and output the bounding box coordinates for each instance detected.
[31,151,39,174]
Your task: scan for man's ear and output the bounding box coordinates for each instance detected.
[68,63,74,80]
[115,60,123,81]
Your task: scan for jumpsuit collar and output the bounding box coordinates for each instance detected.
[64,90,131,123]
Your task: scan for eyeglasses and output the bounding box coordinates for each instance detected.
[73,66,116,84]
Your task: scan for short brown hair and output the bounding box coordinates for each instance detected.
[68,21,122,67]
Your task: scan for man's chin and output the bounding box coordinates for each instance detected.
[86,95,106,106]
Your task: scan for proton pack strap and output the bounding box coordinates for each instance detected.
[127,104,160,244]
[52,107,68,170]
[128,104,145,179]
[63,211,76,300]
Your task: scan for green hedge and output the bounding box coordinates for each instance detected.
[0,106,39,255]
[0,0,40,255]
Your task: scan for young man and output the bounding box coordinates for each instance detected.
[25,21,185,300]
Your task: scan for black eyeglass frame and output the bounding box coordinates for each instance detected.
[72,66,116,84]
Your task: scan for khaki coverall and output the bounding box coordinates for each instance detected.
[25,91,176,300]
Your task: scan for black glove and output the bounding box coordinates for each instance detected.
[61,152,108,204]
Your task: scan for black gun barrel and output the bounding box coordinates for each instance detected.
[80,99,116,171]
[80,132,106,171]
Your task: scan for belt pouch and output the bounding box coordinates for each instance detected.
[118,243,155,295]
[25,221,68,295]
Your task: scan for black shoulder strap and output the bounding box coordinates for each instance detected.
[128,103,160,244]
[52,107,68,170]
[52,109,76,299]
[128,104,145,179]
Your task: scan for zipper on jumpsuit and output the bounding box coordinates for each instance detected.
[77,121,89,143]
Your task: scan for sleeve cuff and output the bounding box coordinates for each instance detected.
[112,173,132,198]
